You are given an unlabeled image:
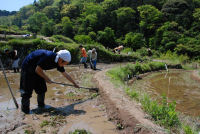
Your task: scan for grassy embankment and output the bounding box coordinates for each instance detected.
[107,61,199,134]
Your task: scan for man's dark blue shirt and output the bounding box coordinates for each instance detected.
[22,49,65,73]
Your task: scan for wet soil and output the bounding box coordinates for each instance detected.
[0,63,120,134]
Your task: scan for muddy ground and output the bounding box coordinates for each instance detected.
[0,62,178,134]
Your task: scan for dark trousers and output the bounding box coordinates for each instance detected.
[20,70,47,113]
[13,67,19,73]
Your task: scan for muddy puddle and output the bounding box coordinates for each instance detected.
[0,63,118,134]
[132,70,200,116]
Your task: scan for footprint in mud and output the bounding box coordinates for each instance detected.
[55,91,63,96]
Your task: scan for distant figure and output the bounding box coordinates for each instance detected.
[4,49,20,73]
[147,48,152,56]
[79,45,88,68]
[113,45,124,54]
[88,48,97,70]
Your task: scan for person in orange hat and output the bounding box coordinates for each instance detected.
[79,44,88,68]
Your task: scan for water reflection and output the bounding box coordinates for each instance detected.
[133,70,200,116]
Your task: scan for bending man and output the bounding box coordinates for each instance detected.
[88,48,97,70]
[20,49,79,114]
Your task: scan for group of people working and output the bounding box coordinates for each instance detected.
[79,45,97,70]
[2,45,97,114]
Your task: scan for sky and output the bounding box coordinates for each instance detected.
[0,0,37,12]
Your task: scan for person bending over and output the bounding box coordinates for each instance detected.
[20,49,79,114]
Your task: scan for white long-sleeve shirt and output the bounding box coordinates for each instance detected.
[88,50,97,61]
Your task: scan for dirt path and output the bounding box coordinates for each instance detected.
[191,70,200,83]
[0,62,167,134]
[94,69,166,134]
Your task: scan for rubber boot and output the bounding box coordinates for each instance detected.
[13,68,17,73]
[37,93,45,108]
[90,62,93,69]
[21,97,30,114]
[17,68,19,72]
[83,63,88,68]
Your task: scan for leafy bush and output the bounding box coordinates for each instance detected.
[107,61,166,81]
[0,38,139,66]
[159,50,189,64]
[183,125,195,134]
[74,35,93,44]
[141,95,180,128]
[69,129,91,134]
[50,35,75,43]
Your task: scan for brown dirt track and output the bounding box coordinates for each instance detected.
[94,68,166,134]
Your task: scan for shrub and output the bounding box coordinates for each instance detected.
[49,35,75,43]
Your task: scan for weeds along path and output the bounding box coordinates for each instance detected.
[94,68,166,134]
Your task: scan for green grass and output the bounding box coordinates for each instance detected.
[40,120,50,128]
[157,50,189,65]
[107,61,198,133]
[69,129,92,134]
[24,130,35,134]
[66,92,76,97]
[40,115,66,128]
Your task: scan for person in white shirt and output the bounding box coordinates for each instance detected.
[88,48,97,70]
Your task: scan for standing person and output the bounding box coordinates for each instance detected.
[87,49,92,69]
[5,49,20,73]
[20,49,79,114]
[88,48,97,70]
[79,45,88,68]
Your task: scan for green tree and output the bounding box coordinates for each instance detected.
[190,8,200,35]
[102,0,120,12]
[114,7,137,36]
[42,6,60,22]
[161,0,193,28]
[19,5,35,20]
[82,14,98,33]
[137,5,163,46]
[27,12,48,34]
[79,3,103,33]
[37,0,54,9]
[150,21,182,51]
[100,0,120,29]
[176,36,200,58]
[97,27,115,48]
[54,23,63,35]
[88,31,96,41]
[74,34,92,44]
[41,20,55,36]
[61,4,80,19]
[124,32,146,50]
[61,17,73,38]
[81,3,103,16]
[12,14,22,28]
